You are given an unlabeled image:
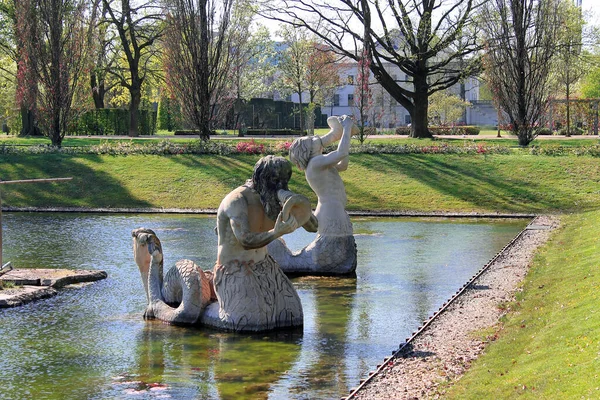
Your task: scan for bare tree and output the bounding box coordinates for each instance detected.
[305,42,342,105]
[16,0,90,146]
[163,0,236,140]
[9,0,42,136]
[89,0,118,109]
[276,25,311,134]
[261,0,484,138]
[353,47,373,143]
[481,0,561,146]
[102,0,163,136]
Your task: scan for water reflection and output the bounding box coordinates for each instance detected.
[125,323,304,399]
[0,213,527,399]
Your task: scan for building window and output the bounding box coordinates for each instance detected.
[333,94,340,106]
[347,94,354,106]
[347,75,354,85]
[404,114,412,125]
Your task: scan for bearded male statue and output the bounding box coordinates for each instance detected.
[133,155,313,331]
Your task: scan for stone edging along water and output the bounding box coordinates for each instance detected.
[1,205,537,219]
[346,215,557,399]
[340,215,536,398]
[0,269,108,308]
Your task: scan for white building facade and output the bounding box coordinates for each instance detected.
[287,60,497,128]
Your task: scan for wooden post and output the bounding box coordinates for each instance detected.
[0,177,72,268]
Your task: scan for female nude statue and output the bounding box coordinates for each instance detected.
[268,115,357,276]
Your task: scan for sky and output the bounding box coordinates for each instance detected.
[583,0,600,26]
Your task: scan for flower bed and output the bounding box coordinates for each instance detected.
[0,140,514,156]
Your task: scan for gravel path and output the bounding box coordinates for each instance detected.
[349,215,559,400]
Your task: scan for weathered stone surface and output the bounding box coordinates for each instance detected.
[0,268,107,308]
[273,115,358,276]
[0,285,58,308]
[133,155,304,331]
[1,268,107,287]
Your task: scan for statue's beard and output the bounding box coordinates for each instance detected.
[259,187,282,221]
[244,178,283,221]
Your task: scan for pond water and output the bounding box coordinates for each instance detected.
[0,213,527,399]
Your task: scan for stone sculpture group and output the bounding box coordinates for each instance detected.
[132,115,358,331]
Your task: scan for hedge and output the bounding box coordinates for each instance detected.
[68,109,157,136]
[395,126,481,135]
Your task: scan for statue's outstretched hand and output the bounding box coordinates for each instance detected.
[274,212,298,236]
[327,116,343,141]
[340,115,355,130]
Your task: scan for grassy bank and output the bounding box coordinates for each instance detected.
[446,210,600,399]
[1,153,599,213]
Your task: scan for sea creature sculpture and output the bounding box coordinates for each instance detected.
[133,156,313,331]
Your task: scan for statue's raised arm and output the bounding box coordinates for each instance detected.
[269,115,358,276]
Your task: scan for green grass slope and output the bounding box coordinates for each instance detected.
[445,210,600,399]
[1,153,599,213]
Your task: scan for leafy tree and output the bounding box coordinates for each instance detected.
[0,1,20,132]
[428,91,471,126]
[102,0,163,137]
[230,14,275,101]
[228,11,276,132]
[157,93,181,131]
[580,62,600,98]
[552,0,599,136]
[481,0,561,146]
[261,0,484,138]
[0,55,16,132]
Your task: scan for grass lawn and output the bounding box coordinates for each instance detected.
[445,210,600,399]
[1,153,600,213]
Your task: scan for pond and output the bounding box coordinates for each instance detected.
[0,213,528,399]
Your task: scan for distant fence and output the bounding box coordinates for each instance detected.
[225,98,327,131]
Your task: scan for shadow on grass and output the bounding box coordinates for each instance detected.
[168,154,320,204]
[0,154,152,208]
[351,154,572,212]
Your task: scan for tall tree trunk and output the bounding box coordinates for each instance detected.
[411,75,432,138]
[129,87,141,137]
[20,107,41,136]
[50,110,62,147]
[460,82,467,124]
[200,99,211,140]
[297,89,304,135]
[91,73,105,109]
[566,71,571,137]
